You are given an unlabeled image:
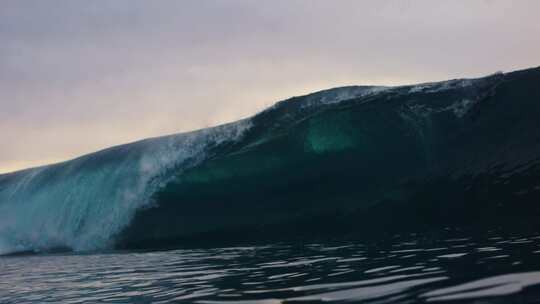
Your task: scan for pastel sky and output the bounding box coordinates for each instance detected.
[1,0,539,173]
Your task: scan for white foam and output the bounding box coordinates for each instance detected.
[406,78,475,94]
[307,86,390,108]
[407,99,476,118]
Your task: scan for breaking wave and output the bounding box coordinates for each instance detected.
[1,66,540,254]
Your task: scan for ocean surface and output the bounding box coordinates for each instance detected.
[3,231,540,303]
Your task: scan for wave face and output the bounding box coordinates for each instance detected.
[1,67,540,254]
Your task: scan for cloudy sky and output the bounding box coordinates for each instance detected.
[1,0,539,173]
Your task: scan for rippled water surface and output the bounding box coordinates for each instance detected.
[3,232,540,303]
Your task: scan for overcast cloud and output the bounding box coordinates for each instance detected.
[1,0,539,173]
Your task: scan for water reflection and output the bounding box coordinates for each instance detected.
[2,232,540,303]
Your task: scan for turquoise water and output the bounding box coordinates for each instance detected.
[2,231,540,303]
